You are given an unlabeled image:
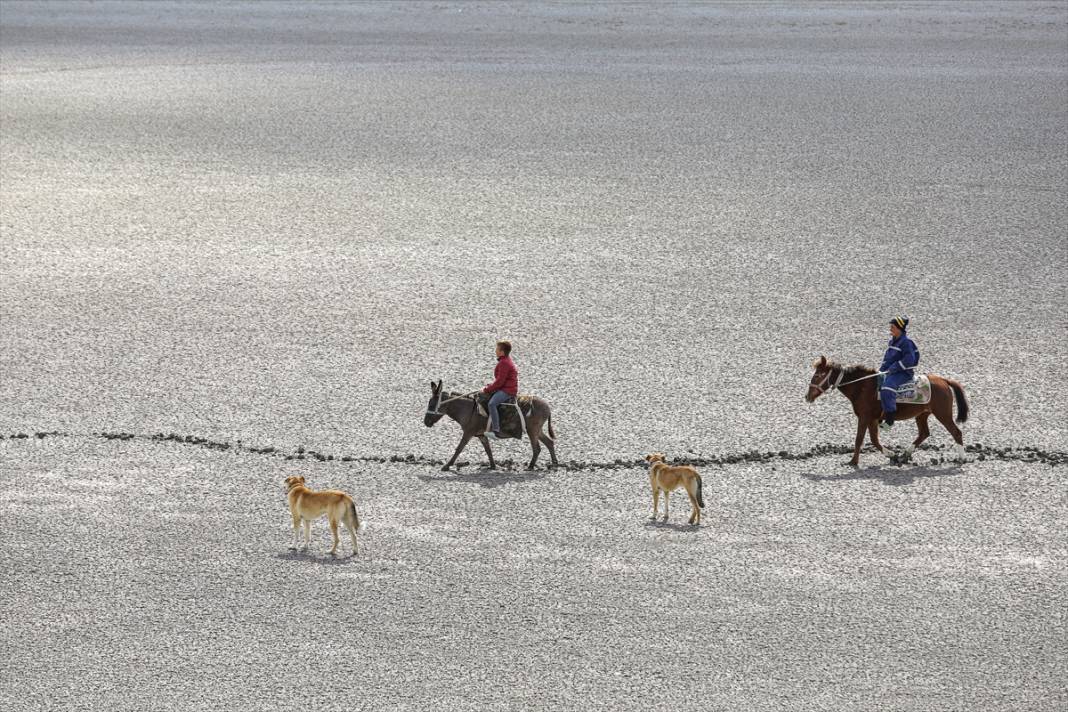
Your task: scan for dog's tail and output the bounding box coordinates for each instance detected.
[349,499,363,532]
[695,474,705,509]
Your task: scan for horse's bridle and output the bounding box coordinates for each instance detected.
[810,366,845,396]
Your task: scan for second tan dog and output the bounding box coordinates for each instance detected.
[284,475,360,555]
[645,453,705,525]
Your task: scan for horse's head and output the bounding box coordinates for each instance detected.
[806,355,839,403]
[424,379,445,427]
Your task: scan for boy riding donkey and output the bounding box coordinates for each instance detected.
[879,316,920,431]
[482,340,519,439]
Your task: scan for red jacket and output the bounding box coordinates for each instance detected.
[483,356,518,395]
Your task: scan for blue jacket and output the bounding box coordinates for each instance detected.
[880,333,919,377]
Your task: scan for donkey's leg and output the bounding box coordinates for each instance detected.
[443,434,473,472]
[477,435,497,470]
[538,433,558,468]
[526,426,542,470]
[850,419,866,467]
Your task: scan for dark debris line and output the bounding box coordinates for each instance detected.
[5,430,1068,468]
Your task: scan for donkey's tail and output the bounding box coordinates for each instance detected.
[947,378,969,423]
[695,474,705,509]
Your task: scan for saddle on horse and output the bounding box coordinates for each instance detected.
[876,374,932,405]
[475,393,536,439]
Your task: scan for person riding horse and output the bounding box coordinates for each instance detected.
[879,316,920,430]
[483,340,518,439]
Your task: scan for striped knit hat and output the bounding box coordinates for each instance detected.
[890,316,909,331]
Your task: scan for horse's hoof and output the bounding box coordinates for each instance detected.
[848,460,860,468]
[441,465,450,472]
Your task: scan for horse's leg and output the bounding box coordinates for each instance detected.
[933,402,964,447]
[850,419,865,467]
[443,434,473,472]
[866,418,884,453]
[477,435,497,469]
[913,413,931,448]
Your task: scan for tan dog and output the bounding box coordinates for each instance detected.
[285,476,360,555]
[644,453,705,525]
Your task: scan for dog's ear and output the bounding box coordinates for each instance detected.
[298,476,305,484]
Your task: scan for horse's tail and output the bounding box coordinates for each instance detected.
[947,378,969,423]
[695,474,705,509]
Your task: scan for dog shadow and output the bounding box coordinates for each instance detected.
[275,549,360,565]
[643,518,703,533]
[417,467,546,488]
[802,463,963,487]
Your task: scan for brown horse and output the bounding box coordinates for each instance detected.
[805,356,969,467]
[424,380,558,471]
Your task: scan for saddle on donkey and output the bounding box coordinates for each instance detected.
[476,393,536,439]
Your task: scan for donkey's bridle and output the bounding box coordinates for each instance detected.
[426,384,476,416]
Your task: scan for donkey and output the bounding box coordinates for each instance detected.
[806,356,969,467]
[424,380,558,471]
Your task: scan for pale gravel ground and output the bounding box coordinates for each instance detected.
[1,2,1066,710]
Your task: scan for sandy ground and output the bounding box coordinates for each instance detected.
[1,2,1066,710]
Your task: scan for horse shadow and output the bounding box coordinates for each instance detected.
[275,549,361,566]
[417,467,547,488]
[802,463,963,487]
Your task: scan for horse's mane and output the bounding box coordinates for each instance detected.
[832,362,875,381]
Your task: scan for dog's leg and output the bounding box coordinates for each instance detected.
[651,484,660,520]
[328,516,339,556]
[663,490,670,522]
[345,518,359,555]
[290,509,301,549]
[303,519,311,549]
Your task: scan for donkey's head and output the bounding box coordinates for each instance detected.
[424,380,445,427]
[806,356,839,403]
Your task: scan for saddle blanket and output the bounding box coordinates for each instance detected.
[877,374,932,405]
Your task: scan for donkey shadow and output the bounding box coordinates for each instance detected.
[417,467,546,488]
[802,463,963,487]
[275,549,360,566]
